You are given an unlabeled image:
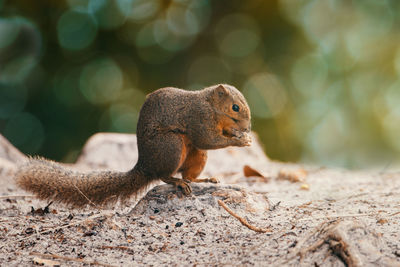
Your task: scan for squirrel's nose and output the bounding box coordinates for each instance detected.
[247,123,252,132]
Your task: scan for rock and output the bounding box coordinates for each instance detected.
[0,157,17,190]
[0,157,16,175]
[131,183,271,216]
[75,133,139,171]
[0,134,26,189]
[126,183,273,264]
[0,134,26,164]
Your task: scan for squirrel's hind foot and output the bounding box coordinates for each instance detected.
[161,177,192,196]
[160,176,220,197]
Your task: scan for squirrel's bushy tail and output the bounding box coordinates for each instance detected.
[15,157,150,207]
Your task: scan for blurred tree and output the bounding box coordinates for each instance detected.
[1,0,399,169]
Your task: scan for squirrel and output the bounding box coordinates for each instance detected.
[15,84,252,207]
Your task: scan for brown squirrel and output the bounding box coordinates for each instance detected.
[15,84,251,207]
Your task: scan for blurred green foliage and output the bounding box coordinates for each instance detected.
[1,0,400,169]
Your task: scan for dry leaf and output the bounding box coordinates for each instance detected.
[277,169,307,183]
[377,218,388,224]
[243,165,263,177]
[243,165,269,182]
[33,257,60,266]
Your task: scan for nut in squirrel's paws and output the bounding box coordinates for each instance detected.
[232,130,252,147]
[241,132,252,146]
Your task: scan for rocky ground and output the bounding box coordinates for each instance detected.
[1,133,400,266]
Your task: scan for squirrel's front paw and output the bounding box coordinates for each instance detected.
[208,177,220,183]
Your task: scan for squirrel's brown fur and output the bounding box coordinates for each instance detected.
[15,84,251,207]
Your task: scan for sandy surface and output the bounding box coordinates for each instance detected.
[1,133,400,266]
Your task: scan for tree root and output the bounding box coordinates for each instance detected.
[218,199,271,233]
[285,219,399,266]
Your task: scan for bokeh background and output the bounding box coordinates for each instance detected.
[1,0,400,169]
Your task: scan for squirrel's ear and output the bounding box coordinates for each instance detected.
[215,84,228,97]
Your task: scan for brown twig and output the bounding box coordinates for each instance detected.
[389,210,400,216]
[217,199,271,233]
[29,252,115,267]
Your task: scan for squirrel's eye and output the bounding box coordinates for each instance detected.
[232,104,240,112]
